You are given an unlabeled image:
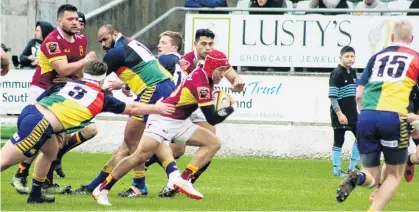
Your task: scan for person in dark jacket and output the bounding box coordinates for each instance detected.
[184,0,228,14]
[309,0,349,15]
[249,0,287,15]
[19,21,54,68]
[407,0,419,16]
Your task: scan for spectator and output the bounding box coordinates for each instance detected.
[309,0,349,14]
[184,0,229,14]
[355,0,389,16]
[249,0,287,15]
[19,21,54,68]
[78,12,86,34]
[407,0,419,16]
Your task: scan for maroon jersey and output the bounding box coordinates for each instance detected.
[163,66,214,120]
[31,29,87,89]
[180,51,199,74]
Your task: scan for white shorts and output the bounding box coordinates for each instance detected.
[144,114,198,144]
[27,85,45,104]
[190,109,207,123]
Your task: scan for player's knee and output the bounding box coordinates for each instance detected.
[82,125,98,138]
[171,144,186,158]
[208,137,221,152]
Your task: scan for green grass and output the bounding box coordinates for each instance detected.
[1,152,418,211]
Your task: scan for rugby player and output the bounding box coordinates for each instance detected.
[92,49,235,206]
[11,4,98,195]
[0,60,175,204]
[336,20,419,211]
[72,24,178,198]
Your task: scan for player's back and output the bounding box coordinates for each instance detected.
[104,37,172,95]
[163,67,213,120]
[32,29,87,89]
[361,44,419,116]
[37,80,105,132]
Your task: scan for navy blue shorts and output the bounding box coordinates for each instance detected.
[357,110,408,166]
[131,79,176,122]
[10,105,54,157]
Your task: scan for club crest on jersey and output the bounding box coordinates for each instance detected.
[79,46,84,56]
[179,59,190,71]
[47,42,61,54]
[197,87,210,100]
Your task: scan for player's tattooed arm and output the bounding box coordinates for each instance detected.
[200,105,234,125]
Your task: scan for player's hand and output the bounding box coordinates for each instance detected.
[230,76,245,92]
[85,51,98,61]
[121,85,132,97]
[106,80,125,91]
[412,129,419,140]
[31,59,39,66]
[338,113,348,125]
[153,100,175,115]
[28,55,35,61]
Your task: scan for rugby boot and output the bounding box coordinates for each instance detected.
[117,185,148,198]
[336,169,359,203]
[42,183,71,194]
[27,193,55,204]
[11,176,29,194]
[71,185,92,195]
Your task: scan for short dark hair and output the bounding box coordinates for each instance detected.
[340,46,355,56]
[83,61,108,76]
[57,4,78,18]
[160,31,184,52]
[195,29,215,41]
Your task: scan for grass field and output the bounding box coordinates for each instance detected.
[1,152,419,211]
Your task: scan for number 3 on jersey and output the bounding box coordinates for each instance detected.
[370,52,414,82]
[57,82,99,107]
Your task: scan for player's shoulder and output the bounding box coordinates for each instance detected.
[104,47,125,60]
[75,34,87,44]
[159,53,180,63]
[182,51,195,61]
[43,29,60,42]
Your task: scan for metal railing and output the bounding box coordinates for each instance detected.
[131,7,419,39]
[85,0,129,20]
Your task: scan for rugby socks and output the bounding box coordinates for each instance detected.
[357,171,376,188]
[332,146,342,176]
[57,131,88,159]
[30,174,46,195]
[100,174,117,191]
[180,164,199,181]
[348,142,360,171]
[45,164,54,185]
[162,160,178,178]
[87,165,112,191]
[15,161,31,178]
[191,161,212,184]
[132,171,146,190]
[145,154,162,168]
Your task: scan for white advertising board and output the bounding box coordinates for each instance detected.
[185,14,419,68]
[1,70,332,124]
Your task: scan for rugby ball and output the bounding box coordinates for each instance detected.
[213,90,231,110]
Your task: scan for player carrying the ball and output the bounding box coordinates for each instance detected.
[92,49,235,205]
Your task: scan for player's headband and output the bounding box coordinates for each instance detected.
[83,73,106,82]
[203,50,230,77]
